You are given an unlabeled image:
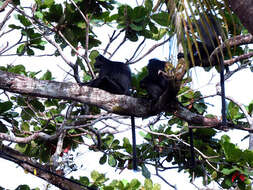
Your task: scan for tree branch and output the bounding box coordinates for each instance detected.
[0,70,240,130]
[0,145,94,190]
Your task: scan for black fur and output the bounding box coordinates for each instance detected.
[86,55,132,95]
[182,14,222,67]
[85,55,137,171]
[140,59,177,101]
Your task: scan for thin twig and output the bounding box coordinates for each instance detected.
[131,37,171,63]
[109,36,127,59]
[104,29,124,55]
[127,37,146,63]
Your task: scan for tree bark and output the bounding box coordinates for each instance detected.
[0,145,90,190]
[228,0,253,35]
[0,70,225,127]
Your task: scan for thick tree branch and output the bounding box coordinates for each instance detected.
[0,145,92,190]
[0,70,228,128]
[228,0,253,35]
[210,34,253,64]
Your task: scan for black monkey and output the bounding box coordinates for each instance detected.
[85,55,138,171]
[140,59,177,101]
[86,55,132,95]
[140,59,197,168]
[178,13,222,68]
[177,14,226,167]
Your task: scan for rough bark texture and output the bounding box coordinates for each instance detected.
[0,145,89,190]
[0,70,223,126]
[228,0,253,35]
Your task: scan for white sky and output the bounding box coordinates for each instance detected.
[1,0,253,190]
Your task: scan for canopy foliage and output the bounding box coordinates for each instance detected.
[0,0,253,189]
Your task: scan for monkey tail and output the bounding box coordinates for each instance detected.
[131,116,137,171]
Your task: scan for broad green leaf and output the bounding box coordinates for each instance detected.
[27,47,34,56]
[221,168,238,175]
[0,121,8,133]
[17,15,32,27]
[34,11,44,19]
[153,184,161,190]
[79,176,90,186]
[0,101,13,114]
[148,22,158,34]
[152,28,167,40]
[151,12,170,26]
[40,70,52,80]
[130,179,141,189]
[131,6,147,21]
[104,134,114,147]
[8,24,23,29]
[108,154,117,167]
[21,108,34,121]
[123,137,132,153]
[15,185,30,190]
[222,142,242,162]
[145,0,153,12]
[99,154,107,165]
[193,103,207,114]
[91,170,100,181]
[111,139,120,149]
[17,44,26,55]
[144,178,153,189]
[21,122,30,131]
[15,144,28,153]
[9,65,26,74]
[130,23,143,31]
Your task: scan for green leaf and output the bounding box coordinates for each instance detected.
[148,22,158,34]
[15,144,28,153]
[99,154,107,165]
[15,185,30,190]
[21,122,30,131]
[8,65,26,74]
[27,47,34,56]
[40,70,52,80]
[8,24,23,30]
[221,176,233,188]
[131,6,147,21]
[228,101,239,119]
[21,108,34,121]
[104,134,114,147]
[145,0,153,12]
[144,178,153,189]
[123,137,132,153]
[17,15,32,27]
[193,103,207,114]
[79,176,90,186]
[111,139,120,149]
[43,0,54,7]
[0,121,8,133]
[130,179,141,189]
[243,150,253,166]
[142,165,151,179]
[17,44,26,55]
[108,154,117,167]
[130,23,143,31]
[89,50,99,63]
[221,168,238,175]
[153,184,161,190]
[222,141,242,162]
[91,170,107,184]
[151,12,170,26]
[0,101,13,114]
[30,99,45,112]
[34,11,44,19]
